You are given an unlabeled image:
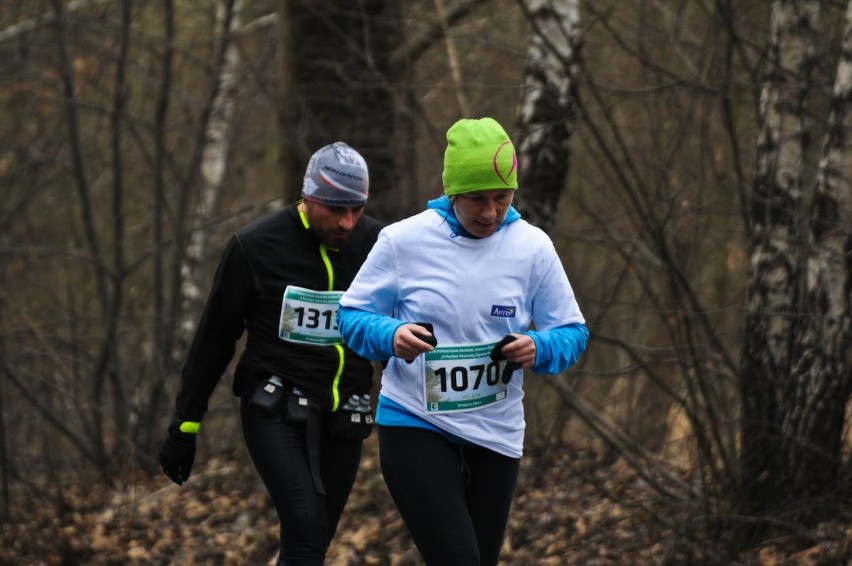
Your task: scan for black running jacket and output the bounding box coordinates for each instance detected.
[172,203,383,423]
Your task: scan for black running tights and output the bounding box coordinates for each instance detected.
[378,425,520,565]
[240,396,362,566]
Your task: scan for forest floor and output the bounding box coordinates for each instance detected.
[1,438,850,565]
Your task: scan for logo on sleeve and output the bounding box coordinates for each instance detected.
[490,305,516,318]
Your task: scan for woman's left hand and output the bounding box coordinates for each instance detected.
[498,334,536,369]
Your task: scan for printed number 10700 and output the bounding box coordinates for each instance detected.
[433,361,502,392]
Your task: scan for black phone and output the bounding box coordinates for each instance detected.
[405,322,438,364]
[490,335,519,384]
[412,322,438,347]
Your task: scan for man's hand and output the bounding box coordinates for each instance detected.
[159,424,197,486]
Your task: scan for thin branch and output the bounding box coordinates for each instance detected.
[1,359,99,465]
[0,0,111,43]
[551,376,703,501]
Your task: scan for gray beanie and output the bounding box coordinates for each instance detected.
[302,142,369,206]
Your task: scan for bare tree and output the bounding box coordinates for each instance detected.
[0,253,7,522]
[740,0,852,524]
[148,0,176,453]
[176,0,243,378]
[0,2,848,559]
[513,0,581,233]
[48,0,121,469]
[0,0,249,481]
[143,0,244,456]
[556,0,743,485]
[518,0,849,541]
[275,1,405,220]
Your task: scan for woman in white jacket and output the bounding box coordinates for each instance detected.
[337,117,588,565]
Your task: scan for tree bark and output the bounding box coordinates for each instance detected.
[280,1,404,221]
[785,0,852,516]
[176,0,244,353]
[50,0,112,468]
[512,0,580,233]
[740,0,815,518]
[0,254,7,522]
[739,0,851,524]
[149,0,175,449]
[276,0,300,204]
[165,0,237,366]
[106,0,131,455]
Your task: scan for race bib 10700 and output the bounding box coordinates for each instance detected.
[423,341,510,413]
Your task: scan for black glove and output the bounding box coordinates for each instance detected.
[159,424,197,486]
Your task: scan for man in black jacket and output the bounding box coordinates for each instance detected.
[159,142,383,566]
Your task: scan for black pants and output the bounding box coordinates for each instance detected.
[240,396,362,566]
[379,425,520,565]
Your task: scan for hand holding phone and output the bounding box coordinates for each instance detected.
[404,322,438,364]
[490,335,519,384]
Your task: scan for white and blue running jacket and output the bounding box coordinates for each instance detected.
[338,196,588,458]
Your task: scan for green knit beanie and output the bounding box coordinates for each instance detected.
[442,117,518,195]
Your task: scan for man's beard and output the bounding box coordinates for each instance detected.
[316,227,351,248]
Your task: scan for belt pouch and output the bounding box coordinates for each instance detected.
[249,376,285,415]
[282,390,310,425]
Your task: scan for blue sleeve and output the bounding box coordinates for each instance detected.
[338,306,405,361]
[525,323,589,374]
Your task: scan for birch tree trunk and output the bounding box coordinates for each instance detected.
[740,0,814,514]
[145,0,240,453]
[785,0,852,515]
[162,0,237,370]
[740,0,851,524]
[513,0,580,233]
[176,0,243,350]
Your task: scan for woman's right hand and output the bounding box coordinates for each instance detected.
[393,323,437,362]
